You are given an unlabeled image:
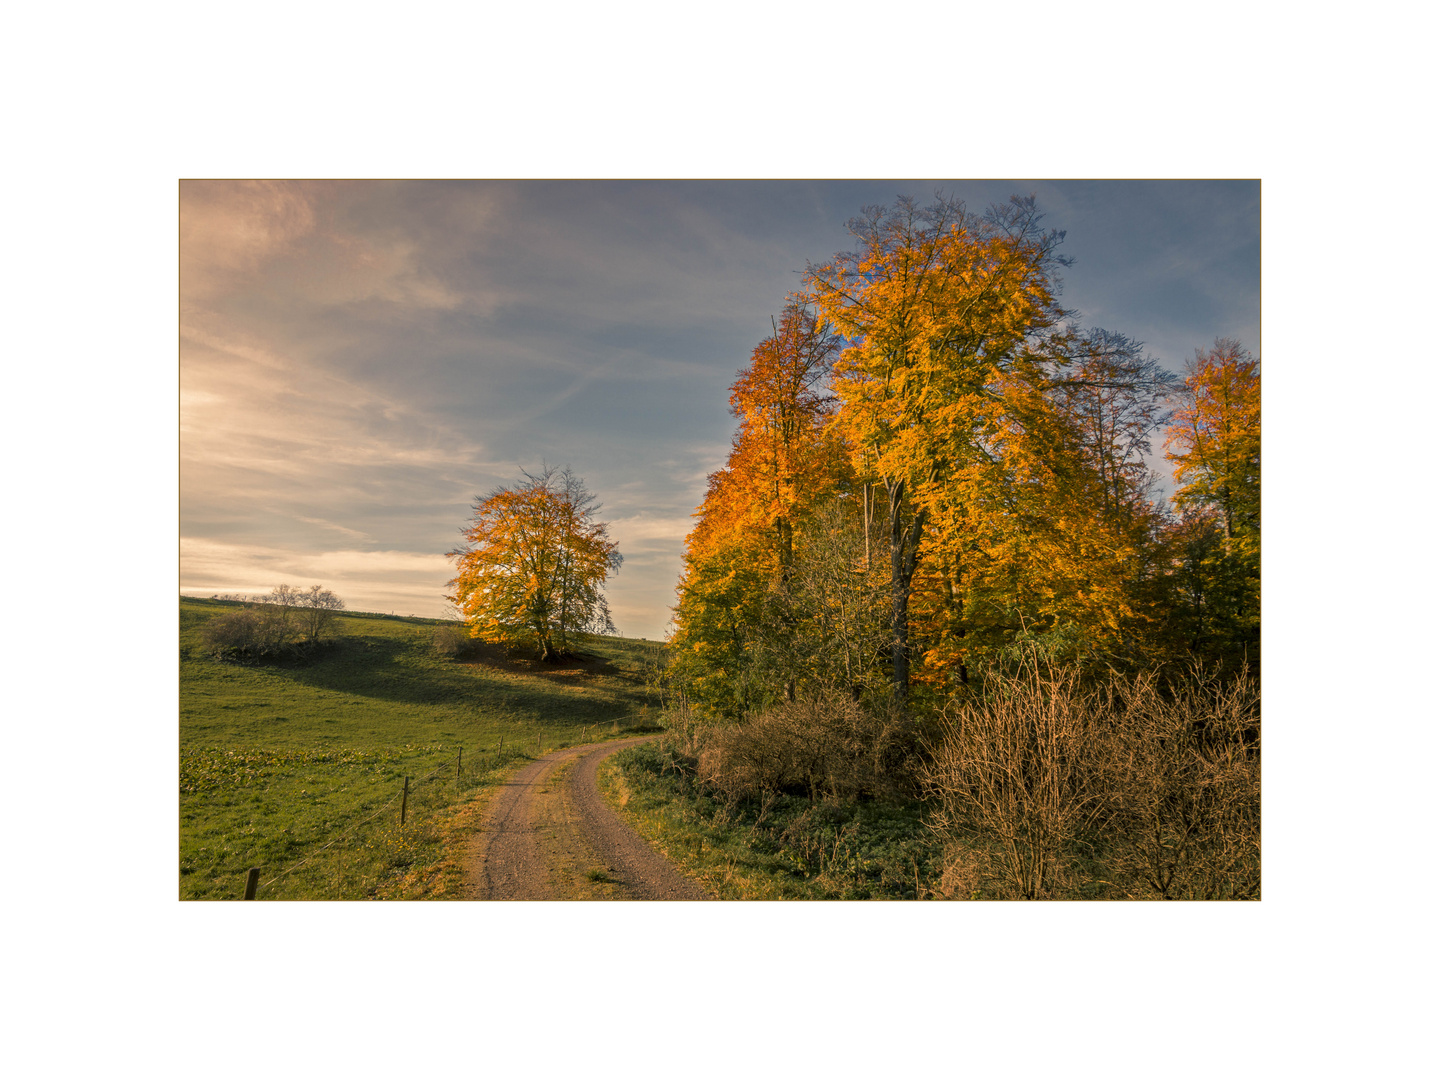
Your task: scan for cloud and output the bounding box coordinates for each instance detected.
[181,180,475,314]
[607,514,694,543]
[180,180,317,298]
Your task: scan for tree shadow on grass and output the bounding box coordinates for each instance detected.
[258,632,650,727]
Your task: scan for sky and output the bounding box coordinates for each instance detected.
[180,179,1260,640]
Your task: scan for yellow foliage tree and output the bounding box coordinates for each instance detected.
[447,466,621,661]
[1161,339,1260,666]
[806,195,1075,697]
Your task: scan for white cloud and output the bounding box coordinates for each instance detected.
[607,514,694,543]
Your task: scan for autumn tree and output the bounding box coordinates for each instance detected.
[1034,328,1180,665]
[447,466,621,661]
[1162,339,1260,667]
[669,303,853,717]
[806,194,1074,700]
[1167,339,1260,542]
[727,303,848,575]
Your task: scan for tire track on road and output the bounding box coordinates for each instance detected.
[463,736,709,901]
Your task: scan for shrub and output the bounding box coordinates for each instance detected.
[696,692,917,803]
[199,584,345,660]
[200,605,291,657]
[432,623,477,659]
[201,609,263,653]
[921,657,1260,899]
[921,662,1107,898]
[1097,667,1260,899]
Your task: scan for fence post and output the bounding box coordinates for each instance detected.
[457,747,463,792]
[243,867,260,900]
[401,776,409,825]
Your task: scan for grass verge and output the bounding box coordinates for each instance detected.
[598,738,948,900]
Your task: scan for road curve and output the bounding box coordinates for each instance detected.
[462,736,709,901]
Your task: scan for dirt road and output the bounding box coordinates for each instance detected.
[462,736,709,901]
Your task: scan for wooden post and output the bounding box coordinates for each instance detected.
[401,776,409,825]
[457,748,463,791]
[243,867,260,900]
[499,735,504,754]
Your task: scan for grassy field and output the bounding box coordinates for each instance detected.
[179,596,661,900]
[599,740,948,900]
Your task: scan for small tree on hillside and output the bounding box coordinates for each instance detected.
[446,466,622,661]
[298,585,345,642]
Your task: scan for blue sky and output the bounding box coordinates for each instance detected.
[180,179,1260,639]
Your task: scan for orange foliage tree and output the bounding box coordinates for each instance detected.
[1161,339,1260,667]
[447,466,621,661]
[670,303,853,716]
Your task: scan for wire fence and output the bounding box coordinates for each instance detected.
[241,714,659,899]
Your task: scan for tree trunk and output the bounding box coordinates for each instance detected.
[886,477,927,704]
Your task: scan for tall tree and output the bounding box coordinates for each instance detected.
[1162,339,1260,667]
[725,303,846,576]
[1166,339,1260,543]
[1050,328,1176,526]
[447,466,621,661]
[806,194,1072,700]
[670,303,851,717]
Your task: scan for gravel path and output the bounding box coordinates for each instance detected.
[463,736,709,901]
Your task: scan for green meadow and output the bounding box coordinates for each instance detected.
[179,596,661,900]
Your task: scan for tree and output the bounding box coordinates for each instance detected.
[1162,339,1260,667]
[447,466,621,661]
[668,304,853,717]
[725,302,847,576]
[297,585,345,642]
[1166,339,1260,543]
[1050,328,1176,526]
[806,194,1073,700]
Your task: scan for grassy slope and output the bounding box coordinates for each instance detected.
[179,597,660,900]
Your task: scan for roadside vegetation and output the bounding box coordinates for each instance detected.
[605,658,1258,900]
[179,595,660,900]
